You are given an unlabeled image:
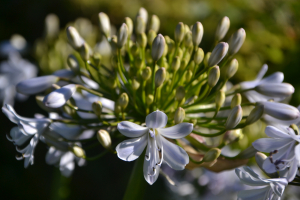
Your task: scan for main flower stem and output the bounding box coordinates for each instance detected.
[123,154,147,200]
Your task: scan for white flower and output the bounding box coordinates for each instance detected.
[2,104,51,168]
[235,166,288,200]
[240,64,293,102]
[116,110,193,185]
[43,84,77,108]
[253,125,300,182]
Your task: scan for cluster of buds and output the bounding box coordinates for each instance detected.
[3,7,300,195]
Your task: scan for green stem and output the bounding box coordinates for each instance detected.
[151,62,157,96]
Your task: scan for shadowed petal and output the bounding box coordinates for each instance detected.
[117,121,149,138]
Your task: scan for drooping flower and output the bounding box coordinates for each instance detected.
[116,110,193,185]
[252,125,300,182]
[235,166,288,200]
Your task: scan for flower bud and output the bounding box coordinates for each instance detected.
[176,86,185,102]
[98,12,111,38]
[107,78,117,89]
[255,83,294,98]
[97,130,111,149]
[137,32,147,48]
[117,23,128,48]
[147,30,157,46]
[167,38,175,54]
[194,48,204,65]
[66,26,84,50]
[136,16,146,34]
[174,22,185,44]
[215,16,230,41]
[172,56,181,71]
[215,90,225,110]
[208,42,229,67]
[155,67,166,87]
[93,52,102,66]
[118,93,129,109]
[124,17,133,37]
[43,84,77,108]
[92,101,103,116]
[110,36,118,55]
[183,31,192,47]
[223,58,238,79]
[228,28,246,56]
[45,14,59,39]
[259,101,300,120]
[130,44,139,56]
[208,66,220,88]
[151,34,165,61]
[16,75,59,95]
[67,55,80,73]
[137,7,148,24]
[231,93,242,109]
[114,103,121,115]
[203,52,211,68]
[174,107,185,124]
[290,124,299,135]
[70,145,85,158]
[132,78,140,90]
[134,57,143,70]
[146,94,154,105]
[245,104,264,125]
[142,67,152,80]
[192,22,204,47]
[149,15,160,33]
[223,129,243,144]
[185,70,193,83]
[80,43,89,61]
[202,148,221,162]
[225,105,243,130]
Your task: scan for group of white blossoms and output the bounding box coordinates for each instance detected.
[2,7,300,200]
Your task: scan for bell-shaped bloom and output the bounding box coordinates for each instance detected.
[240,64,293,102]
[253,125,300,182]
[235,166,288,200]
[2,104,51,168]
[116,110,193,185]
[43,84,77,108]
[46,146,85,177]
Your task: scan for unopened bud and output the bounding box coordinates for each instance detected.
[176,86,185,102]
[175,22,185,44]
[231,93,242,109]
[146,94,154,105]
[149,15,160,33]
[228,28,246,56]
[215,16,230,41]
[132,78,140,90]
[225,105,243,130]
[290,124,299,135]
[80,43,90,61]
[140,68,150,81]
[92,101,103,116]
[107,78,117,89]
[130,44,139,56]
[192,22,204,47]
[117,23,128,48]
[184,31,192,47]
[167,38,175,54]
[215,90,225,110]
[134,57,143,69]
[185,70,193,82]
[255,83,294,98]
[223,59,238,79]
[124,17,133,37]
[66,26,84,50]
[151,34,165,61]
[223,129,242,144]
[202,148,221,162]
[259,101,300,120]
[174,107,185,124]
[136,16,146,34]
[245,104,264,125]
[70,146,85,158]
[137,33,147,48]
[208,42,229,67]
[97,130,111,149]
[137,7,148,24]
[194,48,204,65]
[67,55,80,74]
[208,66,220,87]
[93,52,102,66]
[114,103,121,115]
[147,30,157,46]
[155,67,166,87]
[172,56,181,71]
[118,93,129,109]
[203,52,211,68]
[98,12,111,38]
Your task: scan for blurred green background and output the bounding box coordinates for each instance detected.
[1,0,300,199]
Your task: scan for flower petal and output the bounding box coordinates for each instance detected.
[45,147,63,165]
[237,187,270,200]
[157,123,193,139]
[43,84,77,108]
[146,110,168,128]
[117,121,149,138]
[160,135,189,170]
[116,134,148,161]
[295,144,300,162]
[262,158,278,173]
[265,126,292,139]
[286,159,298,182]
[260,72,284,84]
[252,138,293,152]
[60,152,75,177]
[235,168,268,186]
[50,122,82,140]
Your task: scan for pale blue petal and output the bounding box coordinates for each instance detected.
[157,123,193,139]
[146,110,168,128]
[117,121,149,138]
